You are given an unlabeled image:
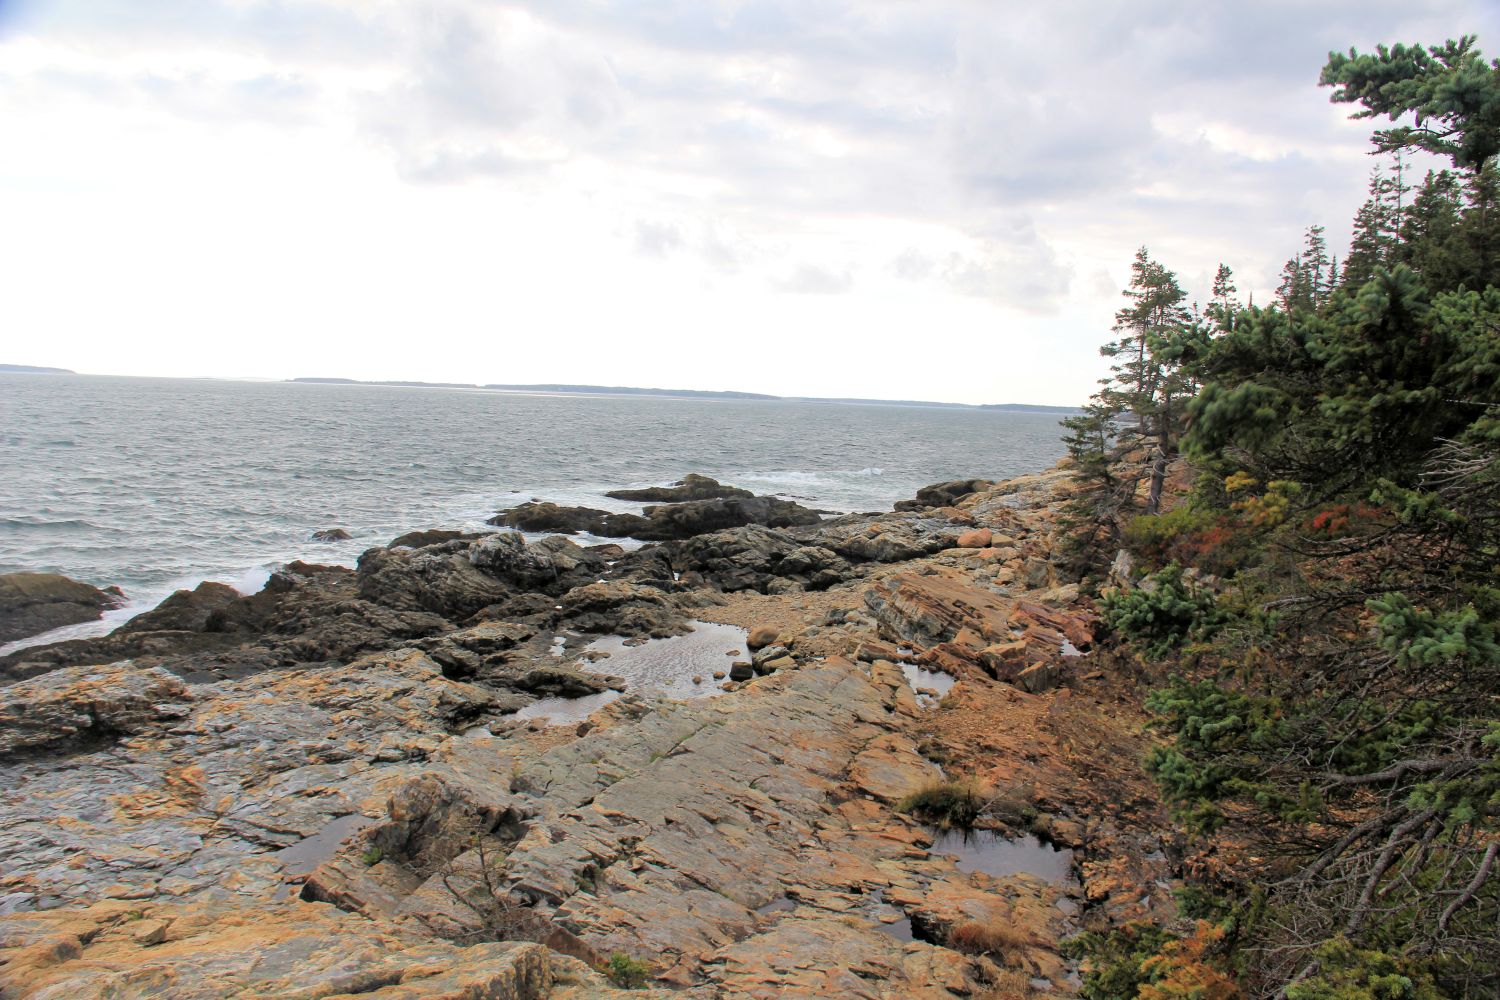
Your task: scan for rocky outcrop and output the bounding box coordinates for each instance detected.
[811,513,964,563]
[389,528,473,550]
[312,527,351,542]
[0,462,1170,997]
[0,900,573,1000]
[0,663,191,756]
[469,534,607,594]
[489,502,619,536]
[605,473,754,502]
[492,496,823,542]
[357,541,514,617]
[115,581,240,633]
[893,478,994,511]
[667,524,802,592]
[0,572,124,643]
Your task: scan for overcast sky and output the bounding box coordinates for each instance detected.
[3,1,1497,405]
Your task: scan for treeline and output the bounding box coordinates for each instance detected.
[1062,37,1500,1000]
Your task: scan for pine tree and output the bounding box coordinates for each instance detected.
[1101,248,1195,515]
[1399,169,1465,291]
[1459,162,1500,288]
[1276,253,1307,312]
[1342,171,1389,289]
[1206,264,1239,333]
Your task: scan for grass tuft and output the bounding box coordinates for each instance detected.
[948,919,1036,966]
[896,779,986,829]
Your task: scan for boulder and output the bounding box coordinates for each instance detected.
[388,528,471,550]
[487,502,615,536]
[892,478,994,511]
[605,473,754,502]
[312,528,351,542]
[1016,660,1068,693]
[755,655,795,676]
[751,644,789,668]
[357,542,511,618]
[558,580,683,637]
[864,570,1014,649]
[747,626,780,649]
[0,572,124,643]
[116,581,239,634]
[956,527,992,549]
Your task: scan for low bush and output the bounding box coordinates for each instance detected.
[1101,565,1227,658]
[896,779,985,829]
[602,952,652,990]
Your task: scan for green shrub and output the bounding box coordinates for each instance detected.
[1284,938,1441,1000]
[1061,923,1178,1000]
[1101,565,1228,658]
[603,952,651,989]
[361,846,383,866]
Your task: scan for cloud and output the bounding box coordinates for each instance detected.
[774,262,853,295]
[893,224,1073,314]
[633,219,683,257]
[4,0,1500,404]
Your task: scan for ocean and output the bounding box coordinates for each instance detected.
[1,374,1068,651]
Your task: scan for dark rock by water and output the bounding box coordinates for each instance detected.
[490,494,822,541]
[605,473,755,502]
[0,571,124,644]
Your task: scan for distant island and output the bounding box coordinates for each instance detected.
[0,364,74,374]
[289,377,1078,412]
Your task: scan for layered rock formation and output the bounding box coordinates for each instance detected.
[0,465,1177,997]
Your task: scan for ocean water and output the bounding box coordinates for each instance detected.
[1,374,1067,650]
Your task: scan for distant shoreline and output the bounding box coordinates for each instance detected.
[289,377,1081,413]
[0,364,75,375]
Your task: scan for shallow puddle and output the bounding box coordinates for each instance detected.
[929,829,1075,883]
[273,813,374,876]
[581,621,749,701]
[514,689,622,725]
[865,887,916,941]
[901,663,956,701]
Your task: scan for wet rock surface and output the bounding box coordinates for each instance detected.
[0,571,125,644]
[0,465,1177,997]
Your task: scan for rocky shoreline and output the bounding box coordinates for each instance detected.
[0,467,1174,998]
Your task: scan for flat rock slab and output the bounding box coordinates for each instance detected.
[0,898,566,1000]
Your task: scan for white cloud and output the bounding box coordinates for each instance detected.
[2,0,1499,405]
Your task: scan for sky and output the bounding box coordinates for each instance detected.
[3,1,1498,406]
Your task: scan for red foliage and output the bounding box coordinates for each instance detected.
[1306,502,1384,538]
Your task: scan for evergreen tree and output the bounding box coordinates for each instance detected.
[1399,169,1465,291]
[1102,248,1195,514]
[1302,224,1331,306]
[1206,263,1240,333]
[1321,35,1500,171]
[1342,168,1394,288]
[1459,162,1500,287]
